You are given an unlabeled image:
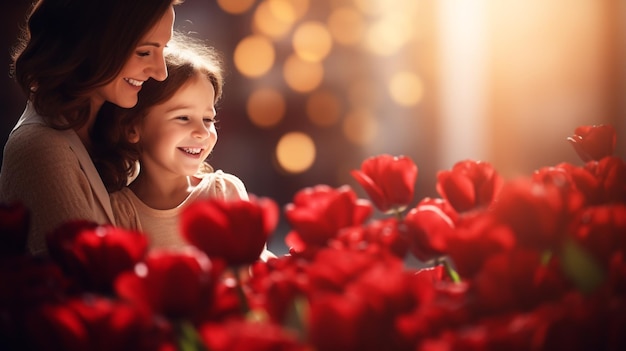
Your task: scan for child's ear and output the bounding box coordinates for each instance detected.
[126,126,140,143]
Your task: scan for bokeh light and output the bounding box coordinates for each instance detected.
[283,54,324,92]
[247,88,286,128]
[275,132,316,173]
[305,90,342,127]
[233,35,276,78]
[253,0,296,39]
[348,78,382,109]
[292,21,333,62]
[327,6,365,46]
[285,0,310,20]
[216,0,256,15]
[352,0,386,16]
[364,16,411,56]
[388,71,424,107]
[342,108,378,146]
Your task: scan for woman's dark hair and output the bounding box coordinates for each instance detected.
[10,0,184,130]
[92,32,224,192]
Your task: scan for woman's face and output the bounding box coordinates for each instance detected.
[94,6,176,109]
[130,75,218,179]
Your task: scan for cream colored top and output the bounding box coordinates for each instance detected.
[0,104,115,255]
[110,170,248,249]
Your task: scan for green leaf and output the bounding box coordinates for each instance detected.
[283,295,309,342]
[560,239,606,294]
[176,320,208,351]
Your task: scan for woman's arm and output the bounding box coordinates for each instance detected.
[0,125,108,254]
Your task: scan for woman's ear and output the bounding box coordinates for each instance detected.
[126,126,140,144]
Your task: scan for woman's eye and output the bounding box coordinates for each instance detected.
[136,51,150,57]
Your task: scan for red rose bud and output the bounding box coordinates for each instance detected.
[46,220,148,293]
[491,178,584,251]
[584,156,626,204]
[567,124,616,162]
[199,319,307,351]
[115,248,218,322]
[403,200,456,262]
[180,196,278,266]
[335,218,410,258]
[284,185,373,253]
[23,295,167,351]
[351,154,418,214]
[570,204,626,269]
[436,159,503,213]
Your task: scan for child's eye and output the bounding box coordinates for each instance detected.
[176,116,190,121]
[203,117,217,124]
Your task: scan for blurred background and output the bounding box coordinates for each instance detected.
[2,0,625,255]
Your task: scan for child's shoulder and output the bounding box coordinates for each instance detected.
[198,169,246,189]
[195,168,248,201]
[195,162,215,175]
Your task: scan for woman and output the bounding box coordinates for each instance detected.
[0,0,184,255]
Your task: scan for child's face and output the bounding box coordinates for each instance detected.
[131,75,218,178]
[94,6,176,109]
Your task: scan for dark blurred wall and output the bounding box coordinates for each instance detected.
[1,1,30,160]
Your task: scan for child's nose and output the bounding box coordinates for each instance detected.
[192,123,210,139]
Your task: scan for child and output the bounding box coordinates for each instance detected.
[92,34,274,260]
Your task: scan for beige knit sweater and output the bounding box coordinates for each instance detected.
[111,170,249,249]
[0,105,114,255]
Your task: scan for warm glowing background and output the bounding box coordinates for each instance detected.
[2,0,625,254]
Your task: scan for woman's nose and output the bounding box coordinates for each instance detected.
[148,54,168,82]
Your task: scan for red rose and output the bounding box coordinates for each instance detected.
[491,178,584,251]
[584,156,626,204]
[535,163,601,205]
[244,255,311,325]
[23,295,169,351]
[567,124,616,162]
[115,248,218,322]
[310,291,412,351]
[350,154,418,214]
[537,292,626,351]
[180,196,278,266]
[284,185,373,253]
[571,204,626,268]
[46,220,148,293]
[307,249,415,351]
[473,249,570,314]
[306,247,396,291]
[403,200,456,262]
[445,213,516,278]
[436,160,503,213]
[199,319,306,351]
[0,255,67,346]
[334,218,410,258]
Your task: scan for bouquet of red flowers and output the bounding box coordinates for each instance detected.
[1,124,624,351]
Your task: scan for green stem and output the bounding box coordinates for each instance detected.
[436,257,461,283]
[175,320,208,351]
[234,267,251,315]
[541,250,553,265]
[393,208,404,221]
